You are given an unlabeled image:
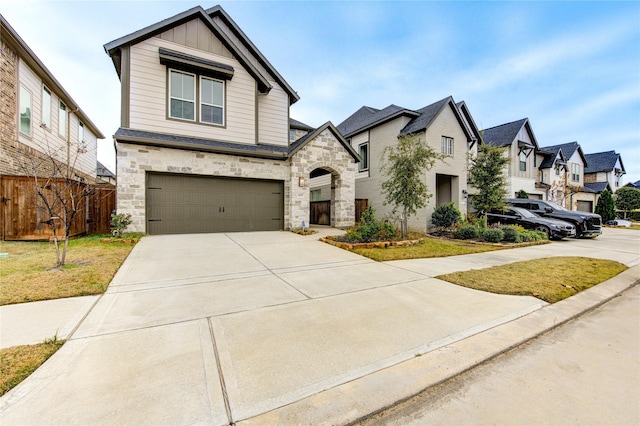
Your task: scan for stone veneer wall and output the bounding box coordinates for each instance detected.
[290,129,356,229]
[117,129,357,233]
[116,143,291,232]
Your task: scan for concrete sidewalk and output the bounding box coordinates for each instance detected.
[1,227,638,425]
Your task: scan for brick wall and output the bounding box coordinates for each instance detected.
[1,38,18,173]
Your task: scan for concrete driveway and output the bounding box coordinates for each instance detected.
[1,228,637,425]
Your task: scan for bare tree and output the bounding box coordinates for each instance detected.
[18,125,90,266]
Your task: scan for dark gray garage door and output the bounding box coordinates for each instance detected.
[146,173,284,234]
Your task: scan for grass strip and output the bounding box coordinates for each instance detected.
[436,256,627,303]
[0,338,64,396]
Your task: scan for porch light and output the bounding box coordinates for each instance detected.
[299,176,305,187]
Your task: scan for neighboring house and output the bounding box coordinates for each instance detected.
[538,142,597,212]
[584,150,625,193]
[0,15,106,239]
[104,5,359,234]
[624,180,640,189]
[481,118,545,200]
[96,161,116,186]
[331,96,481,232]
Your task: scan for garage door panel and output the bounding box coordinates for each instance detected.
[146,173,283,235]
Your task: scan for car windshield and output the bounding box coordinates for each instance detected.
[544,200,568,211]
[512,207,537,218]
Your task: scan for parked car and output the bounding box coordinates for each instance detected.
[507,199,602,238]
[486,206,576,239]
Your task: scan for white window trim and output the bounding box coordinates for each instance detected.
[519,150,527,171]
[78,122,84,143]
[199,75,225,126]
[58,101,67,138]
[441,136,454,156]
[19,84,32,137]
[168,69,196,122]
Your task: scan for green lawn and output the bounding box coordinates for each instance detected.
[436,256,627,303]
[0,234,138,305]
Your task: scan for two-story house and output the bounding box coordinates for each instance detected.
[538,142,597,211]
[584,150,626,193]
[331,96,481,232]
[480,118,545,200]
[0,15,105,239]
[104,6,359,234]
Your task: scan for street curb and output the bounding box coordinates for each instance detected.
[238,264,640,426]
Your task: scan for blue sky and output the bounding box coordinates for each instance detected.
[3,1,639,184]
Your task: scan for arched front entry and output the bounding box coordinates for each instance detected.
[287,125,358,230]
[308,166,338,226]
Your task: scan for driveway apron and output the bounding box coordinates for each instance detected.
[2,231,552,424]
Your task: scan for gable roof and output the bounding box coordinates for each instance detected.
[103,5,298,104]
[288,122,360,162]
[0,15,104,139]
[584,151,625,175]
[337,104,417,138]
[540,142,587,166]
[539,146,566,169]
[481,118,537,149]
[337,96,477,143]
[456,101,483,145]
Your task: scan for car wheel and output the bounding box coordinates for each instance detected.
[534,225,550,238]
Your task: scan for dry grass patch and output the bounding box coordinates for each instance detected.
[0,235,137,305]
[437,256,627,303]
[352,236,511,262]
[0,338,64,396]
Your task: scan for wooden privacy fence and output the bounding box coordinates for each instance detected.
[1,175,115,241]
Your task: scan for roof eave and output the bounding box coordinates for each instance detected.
[343,110,420,139]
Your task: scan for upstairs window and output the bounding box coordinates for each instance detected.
[289,129,296,142]
[19,85,32,136]
[169,70,195,121]
[358,143,369,172]
[78,122,84,143]
[200,76,224,125]
[519,151,527,171]
[58,101,67,138]
[441,136,454,155]
[42,86,51,129]
[571,163,580,182]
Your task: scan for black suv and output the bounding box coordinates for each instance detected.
[507,199,601,238]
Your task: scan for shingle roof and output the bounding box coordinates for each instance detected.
[481,118,529,147]
[400,97,450,134]
[584,182,610,194]
[584,151,625,174]
[337,104,414,137]
[290,118,314,131]
[539,146,565,169]
[540,142,587,166]
[97,161,115,178]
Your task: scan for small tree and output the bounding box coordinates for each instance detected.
[515,189,529,199]
[380,134,445,237]
[18,129,90,267]
[595,189,615,222]
[615,187,640,219]
[468,145,510,227]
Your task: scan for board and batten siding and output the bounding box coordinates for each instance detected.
[128,36,257,144]
[258,82,288,146]
[156,20,234,59]
[17,59,97,180]
[508,125,537,180]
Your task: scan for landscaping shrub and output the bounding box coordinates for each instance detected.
[110,213,133,238]
[482,228,504,243]
[519,230,548,242]
[431,202,462,229]
[455,225,480,240]
[341,207,396,243]
[501,225,520,243]
[515,189,529,199]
